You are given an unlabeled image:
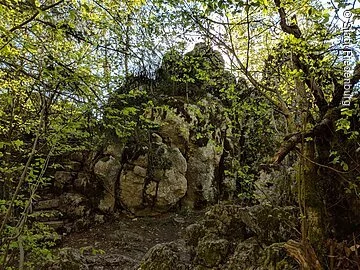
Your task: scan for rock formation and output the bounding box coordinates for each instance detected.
[35,44,239,231]
[137,204,299,270]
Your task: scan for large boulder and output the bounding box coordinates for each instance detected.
[119,142,187,214]
[183,141,222,208]
[202,204,298,244]
[144,146,187,210]
[194,238,229,267]
[119,163,147,213]
[223,238,295,270]
[94,156,121,213]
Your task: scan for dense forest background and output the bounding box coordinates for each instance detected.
[0,0,360,269]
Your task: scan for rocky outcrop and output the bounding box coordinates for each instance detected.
[55,98,230,219]
[43,94,234,228]
[183,141,221,208]
[39,44,239,225]
[195,238,229,267]
[118,140,188,214]
[35,102,232,244]
[94,156,121,213]
[137,204,299,270]
[118,163,147,213]
[113,95,232,215]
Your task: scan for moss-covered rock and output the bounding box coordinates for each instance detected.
[195,238,229,267]
[94,156,122,213]
[223,238,296,270]
[138,203,299,269]
[137,242,190,270]
[184,223,205,247]
[204,204,298,243]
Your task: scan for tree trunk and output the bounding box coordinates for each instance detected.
[296,139,326,268]
[303,141,325,249]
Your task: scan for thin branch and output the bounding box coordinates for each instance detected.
[191,12,290,116]
[274,0,328,115]
[0,105,45,266]
[2,0,64,38]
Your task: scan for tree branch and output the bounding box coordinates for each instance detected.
[274,0,328,115]
[274,0,301,38]
[1,0,64,38]
[273,110,337,164]
[189,11,291,117]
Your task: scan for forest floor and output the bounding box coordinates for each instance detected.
[58,210,205,269]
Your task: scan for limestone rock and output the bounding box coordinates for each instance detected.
[204,204,298,243]
[94,156,121,213]
[223,237,262,270]
[224,239,295,270]
[120,144,187,214]
[133,165,147,177]
[119,165,147,213]
[184,223,205,247]
[34,199,60,210]
[183,141,221,208]
[145,146,187,210]
[195,239,229,267]
[54,171,75,190]
[254,168,295,205]
[153,109,190,154]
[132,155,148,168]
[150,170,187,209]
[59,193,90,220]
[137,241,189,270]
[104,144,124,158]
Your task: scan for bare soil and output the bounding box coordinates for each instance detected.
[59,210,205,269]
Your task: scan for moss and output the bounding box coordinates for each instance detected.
[138,243,187,270]
[195,239,229,267]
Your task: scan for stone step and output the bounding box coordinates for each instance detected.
[41,220,65,230]
[30,210,63,222]
[33,199,60,210]
[36,187,56,200]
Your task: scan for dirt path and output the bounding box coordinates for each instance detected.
[59,210,205,269]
